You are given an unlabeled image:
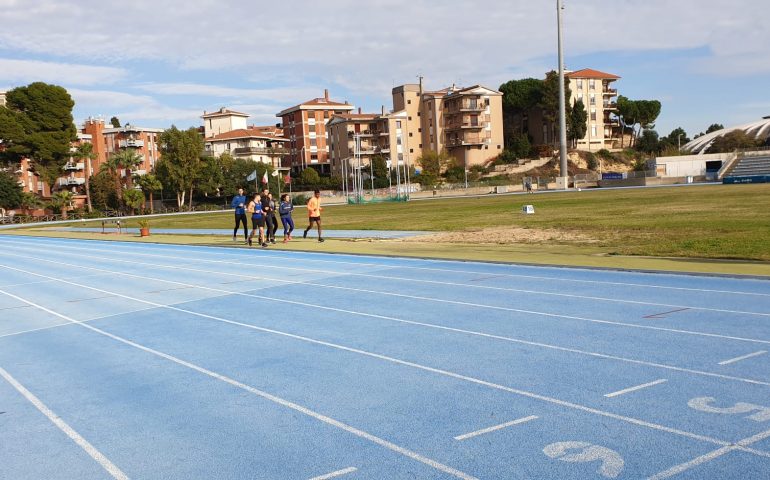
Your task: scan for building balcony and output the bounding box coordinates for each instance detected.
[445,121,486,132]
[602,101,617,109]
[63,162,85,171]
[347,130,377,138]
[58,177,86,186]
[232,146,287,156]
[446,135,492,147]
[602,88,617,96]
[119,139,145,148]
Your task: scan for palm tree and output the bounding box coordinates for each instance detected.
[19,192,45,213]
[50,190,74,219]
[74,143,97,213]
[104,150,142,207]
[135,173,162,213]
[122,188,144,215]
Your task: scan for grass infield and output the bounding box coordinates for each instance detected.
[6,183,770,276]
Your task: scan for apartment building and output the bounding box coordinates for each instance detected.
[328,111,382,179]
[0,91,6,107]
[392,81,504,169]
[15,157,50,197]
[277,90,355,174]
[81,117,163,178]
[202,108,249,138]
[56,132,92,191]
[327,82,504,179]
[202,108,288,168]
[566,68,621,150]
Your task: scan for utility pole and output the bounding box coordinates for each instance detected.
[557,0,569,189]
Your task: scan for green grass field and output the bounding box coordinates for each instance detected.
[7,183,770,275]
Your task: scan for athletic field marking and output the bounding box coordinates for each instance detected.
[0,304,31,311]
[454,415,538,441]
[5,246,770,349]
[0,366,129,480]
[308,467,358,480]
[0,266,753,450]
[0,288,477,480]
[66,294,114,303]
[648,427,770,479]
[643,308,690,319]
[543,442,624,479]
[604,379,668,398]
[4,255,770,387]
[4,238,770,317]
[718,350,768,365]
[9,236,768,299]
[0,291,235,340]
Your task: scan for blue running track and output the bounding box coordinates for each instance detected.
[0,235,769,479]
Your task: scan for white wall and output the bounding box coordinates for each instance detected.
[654,152,730,177]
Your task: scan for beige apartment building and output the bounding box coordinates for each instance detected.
[327,82,504,180]
[566,68,621,150]
[202,108,288,168]
[392,81,504,169]
[277,90,355,174]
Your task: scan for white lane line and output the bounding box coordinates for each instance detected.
[5,238,770,317]
[0,366,129,480]
[0,290,235,340]
[0,288,477,480]
[308,466,358,480]
[604,379,668,398]
[647,445,735,480]
[0,265,741,450]
[718,350,768,365]
[4,245,770,349]
[647,427,770,479]
[3,254,770,388]
[9,236,768,298]
[454,415,538,441]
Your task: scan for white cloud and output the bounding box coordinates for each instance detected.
[0,59,126,86]
[134,83,321,103]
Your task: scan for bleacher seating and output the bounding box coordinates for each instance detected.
[724,155,770,177]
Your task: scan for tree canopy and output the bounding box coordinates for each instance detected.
[0,82,76,186]
[0,170,23,209]
[567,99,588,147]
[156,126,205,208]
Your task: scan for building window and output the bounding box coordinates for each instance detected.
[396,120,402,128]
[409,132,413,137]
[589,79,595,90]
[310,138,317,146]
[309,123,316,132]
[590,109,596,121]
[407,99,411,104]
[410,148,413,153]
[408,116,412,121]
[324,111,329,118]
[577,79,583,89]
[591,125,597,136]
[590,94,595,105]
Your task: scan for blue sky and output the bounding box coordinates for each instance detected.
[1,0,767,139]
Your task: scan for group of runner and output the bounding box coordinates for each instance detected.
[231,188,323,248]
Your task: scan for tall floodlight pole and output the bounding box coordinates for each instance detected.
[557,0,568,189]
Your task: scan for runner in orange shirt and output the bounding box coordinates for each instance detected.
[303,189,324,242]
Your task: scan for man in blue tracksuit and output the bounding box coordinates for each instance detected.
[231,188,248,242]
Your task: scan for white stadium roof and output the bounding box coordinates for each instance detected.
[683,116,770,154]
